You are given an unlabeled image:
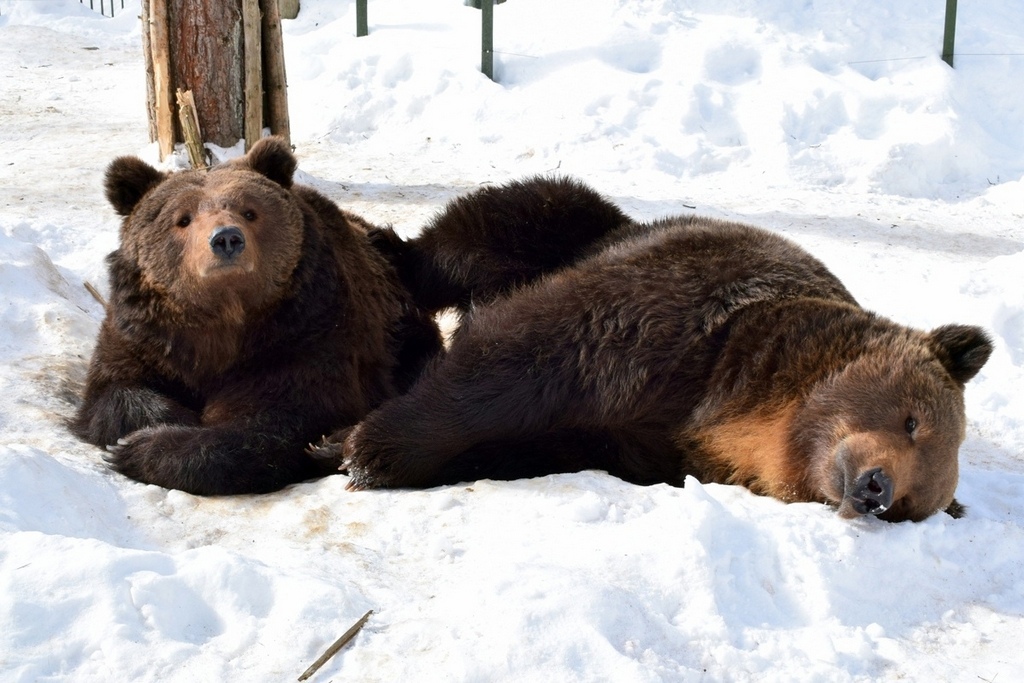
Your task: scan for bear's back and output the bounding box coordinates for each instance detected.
[583,217,857,331]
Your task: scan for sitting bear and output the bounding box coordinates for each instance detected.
[319,177,993,522]
[71,137,446,495]
[73,146,626,496]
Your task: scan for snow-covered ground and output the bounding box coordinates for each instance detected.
[1,1,1022,680]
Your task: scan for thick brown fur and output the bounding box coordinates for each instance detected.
[368,176,636,314]
[73,137,445,494]
[320,181,993,522]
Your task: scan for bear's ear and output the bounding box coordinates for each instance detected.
[928,324,993,385]
[243,136,296,188]
[104,156,166,216]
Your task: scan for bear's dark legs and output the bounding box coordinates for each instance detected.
[336,334,679,489]
[72,384,201,449]
[338,362,568,489]
[104,420,334,495]
[338,373,683,490]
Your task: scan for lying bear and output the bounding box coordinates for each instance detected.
[320,177,993,522]
[72,137,447,494]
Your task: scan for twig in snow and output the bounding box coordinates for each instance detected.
[297,609,373,681]
[84,281,107,309]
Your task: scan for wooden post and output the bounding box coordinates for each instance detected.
[141,0,158,143]
[148,0,175,159]
[278,0,299,20]
[241,0,263,151]
[140,0,292,159]
[168,1,245,149]
[356,0,368,37]
[261,0,291,145]
[942,0,957,67]
[481,0,494,80]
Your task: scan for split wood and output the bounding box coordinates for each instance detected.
[175,89,205,169]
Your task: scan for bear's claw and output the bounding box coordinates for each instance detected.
[305,431,353,473]
[102,438,131,467]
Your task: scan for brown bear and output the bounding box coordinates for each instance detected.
[72,137,447,495]
[317,177,993,523]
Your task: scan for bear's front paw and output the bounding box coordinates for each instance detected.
[341,424,421,491]
[102,427,164,484]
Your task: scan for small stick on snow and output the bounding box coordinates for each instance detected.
[84,281,107,309]
[297,609,373,681]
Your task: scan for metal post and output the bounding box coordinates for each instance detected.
[942,0,957,67]
[357,0,368,37]
[481,0,494,80]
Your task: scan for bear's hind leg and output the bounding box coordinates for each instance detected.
[334,354,592,490]
[380,176,633,313]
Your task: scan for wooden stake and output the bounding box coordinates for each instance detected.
[260,0,291,144]
[297,609,373,681]
[141,0,158,144]
[176,89,206,169]
[241,0,264,151]
[149,0,175,160]
[279,0,299,20]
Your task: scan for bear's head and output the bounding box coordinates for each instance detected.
[795,324,993,522]
[104,137,304,320]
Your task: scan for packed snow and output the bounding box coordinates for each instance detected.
[1,0,1022,680]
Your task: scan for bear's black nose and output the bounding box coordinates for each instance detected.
[210,226,246,259]
[850,467,894,515]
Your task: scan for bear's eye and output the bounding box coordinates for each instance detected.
[176,214,192,228]
[242,210,257,221]
[905,416,918,435]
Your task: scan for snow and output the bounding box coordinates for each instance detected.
[1,0,1023,680]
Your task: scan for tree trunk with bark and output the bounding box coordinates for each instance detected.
[142,0,291,163]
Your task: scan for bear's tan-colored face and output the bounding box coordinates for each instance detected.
[124,167,303,320]
[803,345,968,522]
[104,136,304,325]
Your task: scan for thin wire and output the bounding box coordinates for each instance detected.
[847,56,929,64]
[492,50,541,58]
[492,52,1024,65]
[847,53,1024,65]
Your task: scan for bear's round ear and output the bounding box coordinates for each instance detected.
[928,324,993,385]
[104,156,166,216]
[243,136,296,188]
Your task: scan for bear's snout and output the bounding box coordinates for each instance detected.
[847,466,893,516]
[209,226,246,260]
[830,433,911,519]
